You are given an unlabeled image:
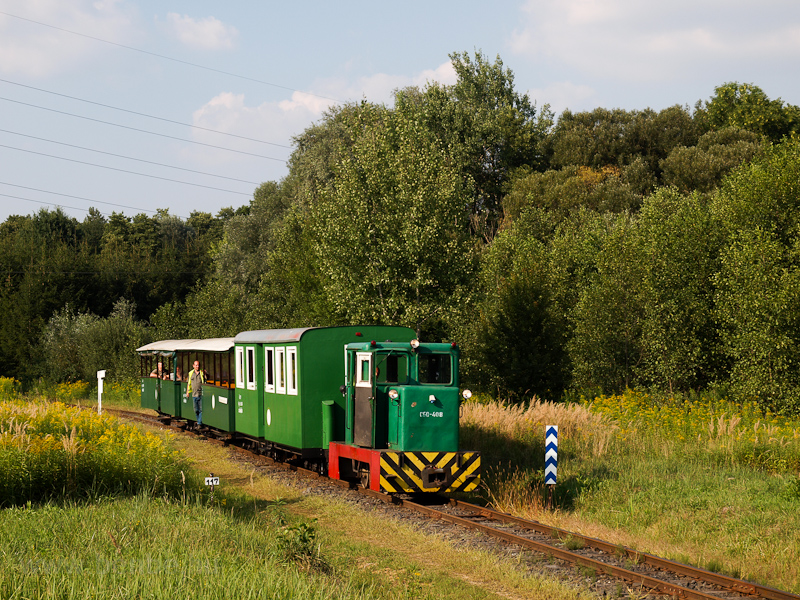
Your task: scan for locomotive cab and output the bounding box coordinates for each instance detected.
[330,339,480,493]
[345,341,459,453]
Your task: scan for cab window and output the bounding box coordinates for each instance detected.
[418,354,452,385]
[375,353,408,384]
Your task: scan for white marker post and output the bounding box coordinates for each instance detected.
[97,370,106,415]
[205,473,220,502]
[545,425,558,509]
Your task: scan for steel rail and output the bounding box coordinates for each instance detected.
[447,500,799,600]
[393,497,730,600]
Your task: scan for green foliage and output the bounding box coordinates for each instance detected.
[660,127,764,193]
[310,102,476,334]
[276,519,327,570]
[0,206,224,383]
[568,214,645,392]
[0,377,20,400]
[40,299,150,384]
[636,188,721,391]
[396,50,553,239]
[502,164,643,223]
[704,82,800,142]
[712,141,800,413]
[0,399,188,506]
[465,226,566,399]
[550,105,702,176]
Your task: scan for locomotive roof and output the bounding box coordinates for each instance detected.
[234,327,315,344]
[136,337,235,354]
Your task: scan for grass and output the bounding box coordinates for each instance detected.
[0,399,188,506]
[168,432,595,600]
[460,391,800,593]
[0,493,386,600]
[0,393,593,600]
[0,377,143,410]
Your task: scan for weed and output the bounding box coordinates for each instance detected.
[784,475,800,500]
[577,564,596,579]
[276,519,327,571]
[563,535,585,550]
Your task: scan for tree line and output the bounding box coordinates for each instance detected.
[4,52,800,413]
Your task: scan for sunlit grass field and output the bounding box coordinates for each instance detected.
[0,385,587,600]
[6,377,799,593]
[460,390,800,592]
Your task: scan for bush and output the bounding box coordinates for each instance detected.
[0,400,188,506]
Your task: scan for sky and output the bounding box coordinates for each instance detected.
[1,0,799,224]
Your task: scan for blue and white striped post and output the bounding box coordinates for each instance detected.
[545,425,558,508]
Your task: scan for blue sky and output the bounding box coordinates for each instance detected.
[1,0,799,223]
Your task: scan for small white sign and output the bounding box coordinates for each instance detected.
[204,477,220,486]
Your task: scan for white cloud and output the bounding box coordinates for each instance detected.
[527,81,597,115]
[0,0,135,77]
[162,13,238,50]
[413,61,458,87]
[185,60,468,169]
[510,0,800,83]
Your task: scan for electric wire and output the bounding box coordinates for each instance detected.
[0,96,287,161]
[0,181,190,218]
[0,77,293,149]
[0,128,261,185]
[0,11,341,104]
[0,143,252,196]
[0,191,128,219]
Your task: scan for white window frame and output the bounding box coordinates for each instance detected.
[356,352,372,388]
[265,347,275,393]
[246,347,257,391]
[275,347,286,394]
[235,346,245,389]
[287,346,298,395]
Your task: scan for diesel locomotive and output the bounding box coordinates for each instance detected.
[137,326,480,494]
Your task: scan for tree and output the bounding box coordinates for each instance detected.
[704,82,800,142]
[636,188,721,392]
[310,102,476,336]
[661,127,764,194]
[568,214,645,392]
[711,139,800,412]
[464,224,566,399]
[395,51,553,240]
[550,106,702,178]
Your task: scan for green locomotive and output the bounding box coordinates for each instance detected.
[137,326,480,494]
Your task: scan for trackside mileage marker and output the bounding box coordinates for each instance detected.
[545,425,558,485]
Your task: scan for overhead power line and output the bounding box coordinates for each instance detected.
[0,191,128,219]
[0,11,341,104]
[0,96,286,161]
[0,143,252,196]
[0,77,293,149]
[0,128,261,185]
[0,181,191,218]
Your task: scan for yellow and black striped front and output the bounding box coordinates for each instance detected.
[379,451,480,493]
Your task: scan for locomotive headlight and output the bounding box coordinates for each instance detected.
[410,339,420,350]
[462,389,473,400]
[388,389,399,400]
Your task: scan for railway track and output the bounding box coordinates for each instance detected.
[108,406,799,600]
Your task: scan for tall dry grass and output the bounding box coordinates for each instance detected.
[461,398,617,462]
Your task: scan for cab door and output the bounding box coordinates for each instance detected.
[353,352,374,447]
